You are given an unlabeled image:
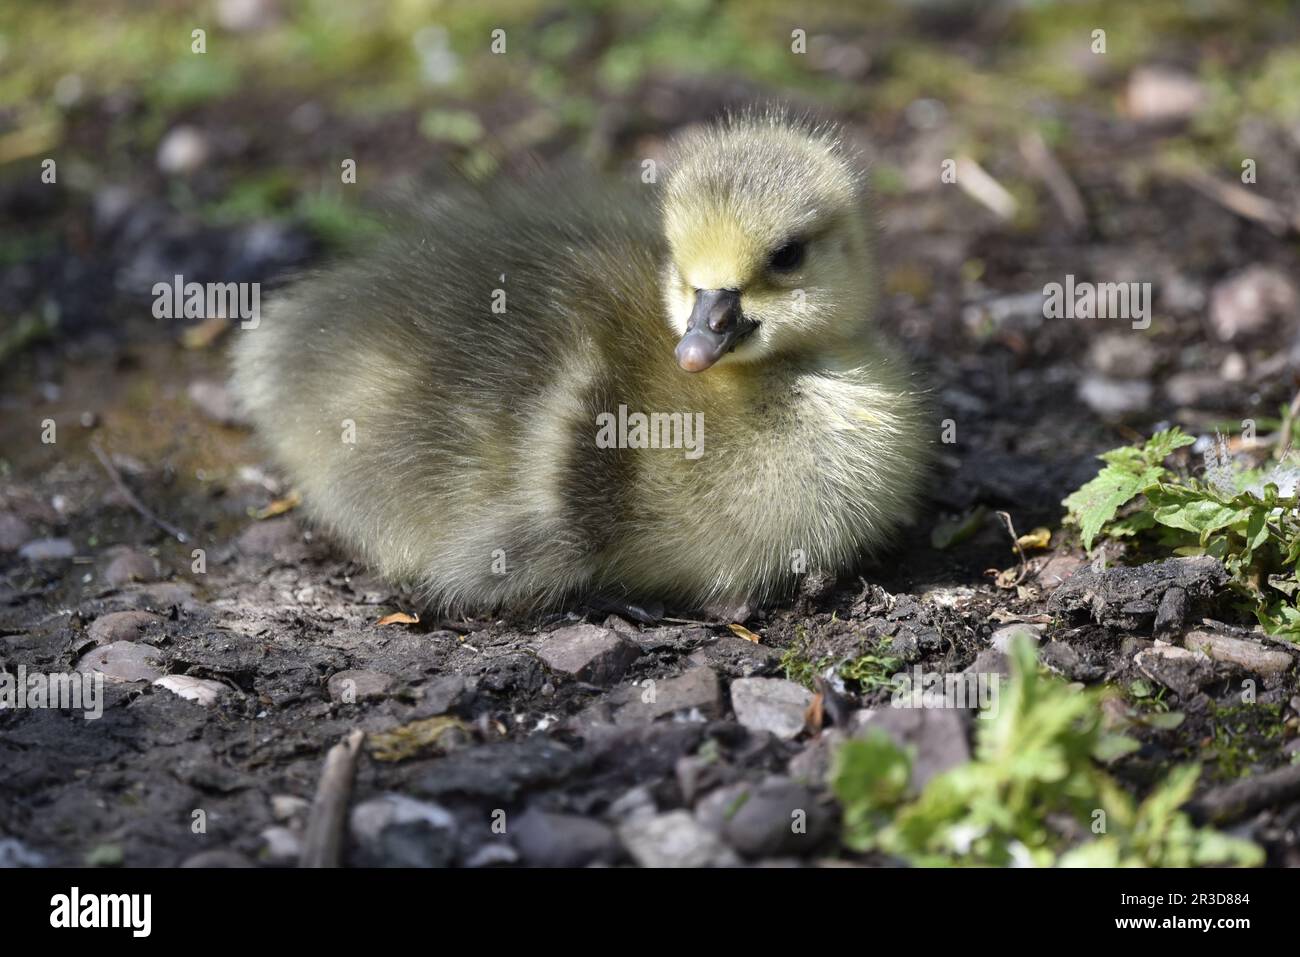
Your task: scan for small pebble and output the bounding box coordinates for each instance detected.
[19,537,75,561]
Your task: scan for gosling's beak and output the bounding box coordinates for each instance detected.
[675,289,757,373]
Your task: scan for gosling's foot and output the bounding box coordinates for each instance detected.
[585,595,665,625]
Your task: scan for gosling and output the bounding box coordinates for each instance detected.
[231,112,931,616]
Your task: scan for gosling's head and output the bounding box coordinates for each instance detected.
[661,113,872,373]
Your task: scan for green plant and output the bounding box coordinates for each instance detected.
[830,635,1263,867]
[780,630,901,692]
[1203,701,1286,781]
[1063,427,1300,643]
[1062,427,1196,550]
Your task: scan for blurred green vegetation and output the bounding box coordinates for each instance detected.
[831,635,1265,867]
[4,1,1299,144]
[1,0,1298,247]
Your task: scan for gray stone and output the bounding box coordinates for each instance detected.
[675,753,737,805]
[788,728,849,786]
[729,677,814,740]
[216,0,278,32]
[1077,376,1151,418]
[157,125,210,175]
[328,669,394,703]
[19,537,75,561]
[720,777,830,858]
[965,648,1012,677]
[236,518,303,560]
[615,667,721,724]
[989,623,1044,653]
[414,739,585,802]
[350,794,457,868]
[463,843,519,868]
[859,705,971,792]
[103,549,160,586]
[618,810,740,868]
[1184,631,1293,678]
[119,582,200,613]
[601,614,638,635]
[1134,642,1215,698]
[536,623,641,684]
[1088,333,1157,378]
[606,785,657,823]
[1209,265,1297,342]
[1035,553,1085,592]
[694,781,753,834]
[687,633,782,677]
[418,674,471,716]
[259,826,301,865]
[0,837,46,867]
[625,625,705,653]
[1125,66,1206,123]
[1154,586,1189,636]
[513,808,621,867]
[75,641,165,683]
[154,675,229,706]
[0,513,33,552]
[181,849,254,868]
[88,610,163,645]
[1038,640,1102,682]
[1165,372,1227,408]
[270,795,310,825]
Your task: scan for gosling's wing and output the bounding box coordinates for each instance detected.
[229,171,668,598]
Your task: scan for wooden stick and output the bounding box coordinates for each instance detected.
[1156,157,1297,236]
[89,440,192,543]
[955,155,1019,221]
[299,729,365,868]
[995,510,1029,586]
[1019,131,1087,232]
[1186,762,1300,825]
[1274,388,1300,462]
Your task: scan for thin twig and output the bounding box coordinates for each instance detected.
[1186,762,1300,825]
[1156,156,1298,236]
[299,729,365,868]
[1274,388,1300,462]
[89,440,191,543]
[995,510,1029,586]
[1019,130,1087,233]
[955,155,1019,221]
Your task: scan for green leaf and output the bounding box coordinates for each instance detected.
[931,505,988,550]
[830,632,1263,866]
[1140,427,1198,461]
[1063,465,1163,551]
[830,730,912,850]
[1151,498,1252,542]
[1143,711,1186,730]
[1062,428,1196,552]
[1093,733,1141,763]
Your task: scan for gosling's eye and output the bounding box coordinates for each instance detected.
[768,240,806,273]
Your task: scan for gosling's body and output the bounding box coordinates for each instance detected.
[232,115,930,613]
